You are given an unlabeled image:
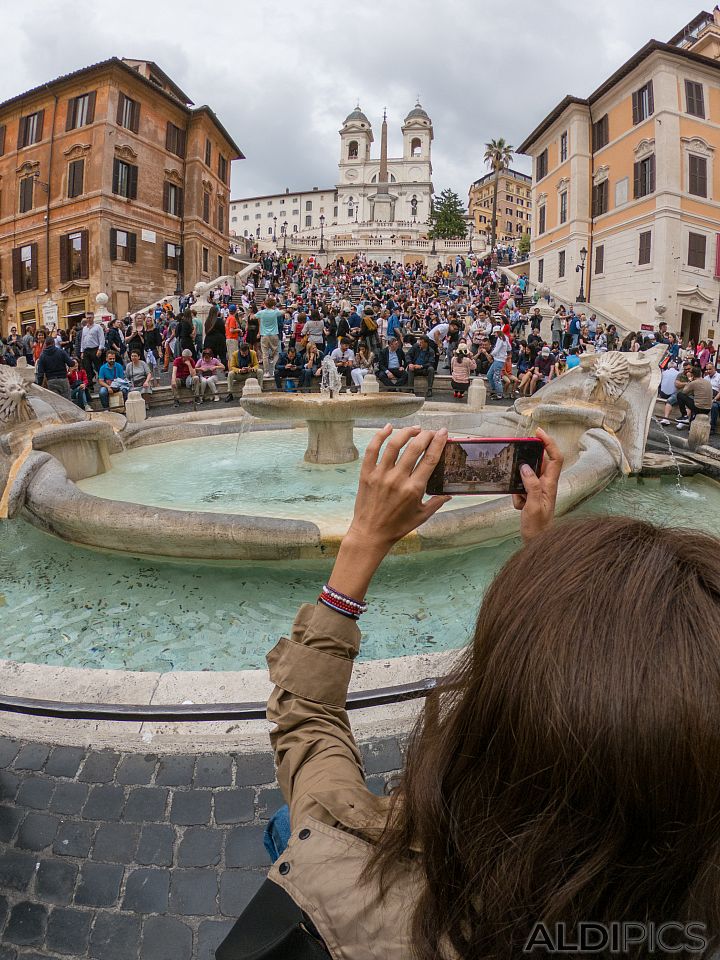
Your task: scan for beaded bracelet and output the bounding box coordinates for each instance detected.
[318,584,368,619]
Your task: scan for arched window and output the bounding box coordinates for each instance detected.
[293,224,298,233]
[243,230,248,237]
[410,195,418,217]
[411,137,422,156]
[347,196,354,219]
[348,140,358,159]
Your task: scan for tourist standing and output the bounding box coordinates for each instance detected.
[256,296,284,380]
[80,314,105,388]
[35,337,76,398]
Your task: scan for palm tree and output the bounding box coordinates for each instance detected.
[483,138,514,253]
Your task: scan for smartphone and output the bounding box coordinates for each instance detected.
[425,437,544,496]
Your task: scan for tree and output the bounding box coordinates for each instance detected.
[483,138,514,252]
[428,189,467,239]
[518,232,530,258]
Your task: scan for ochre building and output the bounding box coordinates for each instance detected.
[518,10,720,341]
[0,58,243,335]
[468,168,532,243]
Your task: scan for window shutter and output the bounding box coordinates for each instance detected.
[59,235,69,282]
[17,116,26,149]
[647,82,654,116]
[65,97,76,132]
[131,100,140,134]
[178,128,186,158]
[30,243,38,289]
[128,232,137,263]
[79,230,89,279]
[178,187,184,219]
[128,164,138,200]
[163,242,169,271]
[36,109,44,142]
[110,227,117,261]
[12,247,22,292]
[0,124,5,156]
[649,154,656,193]
[163,181,170,213]
[86,91,96,124]
[165,122,172,152]
[632,91,639,125]
[112,159,120,195]
[633,161,641,199]
[116,94,124,126]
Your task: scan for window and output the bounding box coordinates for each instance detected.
[293,224,298,232]
[112,158,138,199]
[632,81,654,124]
[689,155,708,198]
[280,198,285,205]
[203,192,210,223]
[560,131,568,162]
[537,258,544,283]
[595,244,605,275]
[633,155,655,198]
[688,232,707,269]
[202,247,209,272]
[506,220,512,232]
[205,138,212,166]
[334,205,338,217]
[217,204,225,232]
[638,230,651,265]
[560,190,568,224]
[305,200,312,211]
[538,205,546,234]
[267,227,273,235]
[68,158,84,198]
[348,140,358,159]
[536,149,548,181]
[163,182,183,217]
[243,215,249,221]
[164,241,181,271]
[305,215,312,227]
[110,227,137,262]
[218,154,228,184]
[592,180,608,217]
[267,211,273,218]
[116,93,140,133]
[17,110,44,148]
[255,202,260,207]
[12,243,38,292]
[60,230,88,281]
[19,176,34,214]
[165,122,186,158]
[218,255,223,275]
[505,207,513,215]
[558,250,566,278]
[255,213,261,220]
[231,216,237,223]
[0,125,5,156]
[411,137,421,156]
[592,114,609,152]
[267,200,272,206]
[685,80,705,119]
[66,92,96,131]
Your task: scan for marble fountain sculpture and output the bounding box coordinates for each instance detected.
[0,347,664,562]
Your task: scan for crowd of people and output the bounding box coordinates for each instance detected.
[1,252,718,428]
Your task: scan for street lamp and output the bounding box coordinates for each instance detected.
[273,216,277,244]
[468,220,474,254]
[576,246,588,303]
[282,220,288,255]
[319,214,325,254]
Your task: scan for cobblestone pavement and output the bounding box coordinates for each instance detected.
[0,735,403,959]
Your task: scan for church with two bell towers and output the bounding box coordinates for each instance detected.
[335,103,434,229]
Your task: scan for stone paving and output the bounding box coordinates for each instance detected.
[0,735,403,959]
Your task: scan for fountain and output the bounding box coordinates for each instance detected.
[239,357,423,464]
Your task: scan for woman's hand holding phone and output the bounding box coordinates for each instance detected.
[328,426,451,600]
[512,427,563,542]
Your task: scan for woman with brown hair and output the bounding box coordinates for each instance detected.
[220,425,720,960]
[203,305,227,366]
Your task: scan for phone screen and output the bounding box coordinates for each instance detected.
[425,438,544,496]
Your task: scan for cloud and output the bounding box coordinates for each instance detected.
[0,0,702,204]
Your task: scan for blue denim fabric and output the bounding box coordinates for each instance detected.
[264,804,292,862]
[487,359,504,396]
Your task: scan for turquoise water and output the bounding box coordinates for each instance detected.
[1,474,719,671]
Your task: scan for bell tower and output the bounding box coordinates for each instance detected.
[339,105,373,165]
[402,101,433,163]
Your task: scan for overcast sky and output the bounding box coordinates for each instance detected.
[0,0,704,205]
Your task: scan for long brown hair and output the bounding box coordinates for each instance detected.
[368,517,720,959]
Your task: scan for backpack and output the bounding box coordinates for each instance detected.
[364,314,378,332]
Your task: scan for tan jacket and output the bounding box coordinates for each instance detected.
[265,603,421,959]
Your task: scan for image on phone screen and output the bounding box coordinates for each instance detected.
[425,438,544,496]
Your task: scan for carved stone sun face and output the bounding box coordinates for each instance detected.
[0,368,34,424]
[585,352,630,401]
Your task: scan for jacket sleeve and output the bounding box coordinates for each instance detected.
[266,603,368,831]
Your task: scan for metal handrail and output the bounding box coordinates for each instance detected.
[0,677,440,723]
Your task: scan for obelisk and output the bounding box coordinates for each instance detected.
[371,109,395,223]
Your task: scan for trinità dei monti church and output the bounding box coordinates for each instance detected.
[229,104,434,241]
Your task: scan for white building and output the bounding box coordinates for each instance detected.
[230,103,434,241]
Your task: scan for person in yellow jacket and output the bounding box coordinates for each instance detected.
[225,341,261,402]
